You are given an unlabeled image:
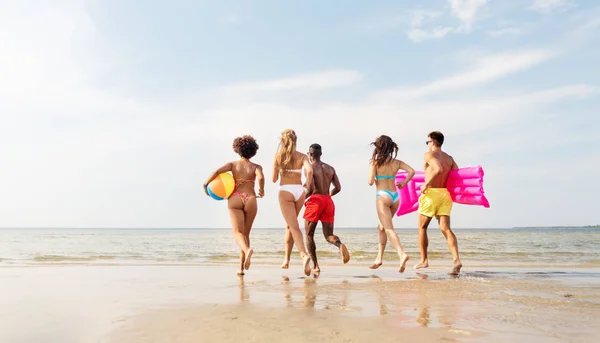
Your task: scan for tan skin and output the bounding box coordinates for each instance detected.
[272,150,313,276]
[304,147,349,274]
[414,137,462,275]
[368,158,415,273]
[204,158,265,276]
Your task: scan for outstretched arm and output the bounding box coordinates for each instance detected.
[368,162,376,186]
[396,160,415,189]
[203,162,233,196]
[450,156,459,170]
[256,165,265,197]
[272,154,280,183]
[422,153,441,191]
[330,168,341,196]
[302,154,313,191]
[304,167,315,197]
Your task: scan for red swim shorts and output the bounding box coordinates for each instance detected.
[303,194,335,223]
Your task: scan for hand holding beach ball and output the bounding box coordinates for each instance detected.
[205,172,236,200]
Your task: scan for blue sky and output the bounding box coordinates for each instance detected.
[0,0,598,228]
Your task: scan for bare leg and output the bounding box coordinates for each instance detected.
[438,215,462,274]
[282,227,293,269]
[305,220,320,273]
[376,197,409,273]
[282,196,301,269]
[323,222,349,264]
[414,214,432,269]
[242,198,258,270]
[370,223,386,269]
[279,190,312,276]
[228,204,251,255]
[238,250,245,275]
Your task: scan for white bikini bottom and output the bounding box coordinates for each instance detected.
[279,184,305,201]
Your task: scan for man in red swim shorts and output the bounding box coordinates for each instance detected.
[303,144,350,274]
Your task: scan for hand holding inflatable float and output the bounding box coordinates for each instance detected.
[395,166,490,216]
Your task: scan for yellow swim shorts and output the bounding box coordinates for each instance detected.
[418,188,453,219]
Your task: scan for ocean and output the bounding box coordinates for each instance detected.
[1,227,598,270]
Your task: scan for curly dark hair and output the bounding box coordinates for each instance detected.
[233,135,259,159]
[370,135,398,167]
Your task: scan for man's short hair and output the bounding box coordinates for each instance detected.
[309,143,322,155]
[428,131,444,146]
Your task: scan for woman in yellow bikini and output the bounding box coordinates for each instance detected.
[368,135,415,273]
[272,129,313,276]
[204,135,265,275]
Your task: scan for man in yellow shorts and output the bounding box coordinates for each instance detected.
[413,131,463,275]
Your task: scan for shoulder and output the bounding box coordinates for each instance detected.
[324,162,335,172]
[297,152,309,162]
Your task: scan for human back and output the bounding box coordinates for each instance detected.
[231,160,259,194]
[311,161,335,195]
[374,159,402,192]
[424,150,456,188]
[277,151,306,186]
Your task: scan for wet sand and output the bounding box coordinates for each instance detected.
[1,263,599,343]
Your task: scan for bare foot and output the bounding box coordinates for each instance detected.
[449,260,462,275]
[281,260,289,269]
[313,266,320,274]
[302,255,312,276]
[369,261,383,269]
[340,243,350,264]
[244,249,253,270]
[399,253,410,273]
[414,261,429,270]
[237,270,245,276]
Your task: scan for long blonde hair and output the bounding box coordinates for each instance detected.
[276,129,297,171]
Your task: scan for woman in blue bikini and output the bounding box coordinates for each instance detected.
[272,129,313,276]
[368,135,415,273]
[204,135,265,276]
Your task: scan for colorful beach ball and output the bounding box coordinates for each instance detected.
[206,172,235,200]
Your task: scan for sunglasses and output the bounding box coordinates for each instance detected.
[425,140,432,145]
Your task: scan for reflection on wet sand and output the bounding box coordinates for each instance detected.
[238,275,249,303]
[229,267,600,343]
[239,271,459,331]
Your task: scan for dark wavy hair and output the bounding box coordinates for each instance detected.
[233,135,259,159]
[370,135,398,167]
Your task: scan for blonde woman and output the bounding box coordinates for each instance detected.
[368,135,415,273]
[272,129,313,276]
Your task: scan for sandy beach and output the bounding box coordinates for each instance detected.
[1,262,598,343]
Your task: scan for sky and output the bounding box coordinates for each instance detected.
[0,0,598,229]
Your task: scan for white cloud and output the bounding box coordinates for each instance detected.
[221,70,362,93]
[373,50,553,100]
[404,0,488,42]
[407,27,455,43]
[409,10,443,27]
[530,0,574,14]
[449,0,488,29]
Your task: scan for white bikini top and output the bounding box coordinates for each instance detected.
[281,168,302,174]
